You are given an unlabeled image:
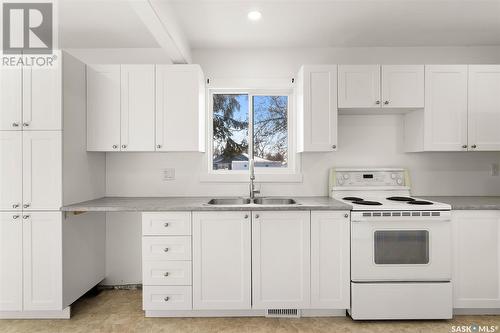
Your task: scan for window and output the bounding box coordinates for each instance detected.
[207,89,298,180]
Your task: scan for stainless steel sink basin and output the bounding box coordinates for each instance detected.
[253,198,297,205]
[207,198,252,205]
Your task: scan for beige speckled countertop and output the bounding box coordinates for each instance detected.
[421,196,500,210]
[61,196,352,212]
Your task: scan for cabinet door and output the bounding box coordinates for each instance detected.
[381,65,424,108]
[311,211,350,309]
[424,65,468,151]
[22,66,61,130]
[468,65,500,151]
[0,66,22,130]
[297,65,338,152]
[452,211,500,308]
[120,65,155,151]
[0,212,23,311]
[23,131,62,210]
[0,132,22,211]
[23,212,62,311]
[156,65,205,152]
[193,212,251,310]
[87,65,121,151]
[338,65,380,108]
[252,211,310,309]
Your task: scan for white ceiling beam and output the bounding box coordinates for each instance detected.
[129,0,192,64]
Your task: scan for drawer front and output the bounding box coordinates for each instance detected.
[143,286,192,310]
[143,261,192,286]
[142,236,191,261]
[142,212,191,236]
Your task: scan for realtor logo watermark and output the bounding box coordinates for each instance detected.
[2,1,57,67]
[451,324,499,333]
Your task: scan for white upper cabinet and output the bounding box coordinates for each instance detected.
[0,132,22,211]
[87,65,121,151]
[297,65,338,152]
[120,65,155,151]
[193,212,251,310]
[424,65,468,151]
[22,131,62,210]
[468,65,500,151]
[22,212,62,311]
[156,65,205,152]
[22,66,62,130]
[338,65,380,108]
[0,212,23,311]
[0,66,22,130]
[252,211,310,309]
[311,211,350,309]
[381,65,424,108]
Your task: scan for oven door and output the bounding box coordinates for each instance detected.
[351,211,451,282]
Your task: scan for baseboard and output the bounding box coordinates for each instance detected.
[454,308,500,315]
[0,306,71,319]
[145,309,347,318]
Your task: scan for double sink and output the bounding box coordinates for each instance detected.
[207,198,297,206]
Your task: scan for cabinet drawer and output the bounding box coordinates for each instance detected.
[142,236,191,261]
[142,212,191,236]
[143,286,192,310]
[143,261,192,286]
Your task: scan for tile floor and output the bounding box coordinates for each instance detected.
[0,289,499,333]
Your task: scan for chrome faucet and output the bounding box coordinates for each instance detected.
[249,159,260,199]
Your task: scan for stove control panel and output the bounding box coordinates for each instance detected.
[331,169,408,187]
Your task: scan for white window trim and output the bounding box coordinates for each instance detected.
[200,85,302,183]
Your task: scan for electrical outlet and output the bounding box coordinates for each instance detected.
[162,168,175,181]
[491,164,499,176]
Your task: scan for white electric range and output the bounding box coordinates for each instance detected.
[329,168,453,320]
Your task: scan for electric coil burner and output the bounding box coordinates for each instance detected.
[329,168,452,320]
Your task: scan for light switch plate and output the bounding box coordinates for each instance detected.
[162,168,175,181]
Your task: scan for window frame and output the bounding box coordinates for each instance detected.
[201,87,302,183]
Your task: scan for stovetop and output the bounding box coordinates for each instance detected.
[335,195,451,211]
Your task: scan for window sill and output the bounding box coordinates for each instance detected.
[199,172,303,183]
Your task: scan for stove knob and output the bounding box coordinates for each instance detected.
[337,179,344,185]
[396,179,403,185]
[343,174,349,179]
[391,173,397,179]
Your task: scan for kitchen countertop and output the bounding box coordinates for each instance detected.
[421,196,500,210]
[61,196,352,212]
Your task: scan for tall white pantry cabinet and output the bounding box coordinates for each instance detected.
[0,52,106,318]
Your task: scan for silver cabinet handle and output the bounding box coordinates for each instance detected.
[471,144,477,149]
[332,145,337,149]
[462,145,468,149]
[22,215,30,220]
[375,100,381,105]
[23,203,30,208]
[384,100,389,105]
[121,145,127,149]
[23,122,30,127]
[164,297,170,302]
[157,144,162,149]
[244,214,249,219]
[255,214,260,218]
[12,215,20,220]
[112,145,118,149]
[12,122,20,127]
[163,248,169,252]
[344,214,349,218]
[163,222,169,227]
[164,272,169,277]
[12,203,20,208]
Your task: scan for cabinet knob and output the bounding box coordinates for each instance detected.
[375,100,381,105]
[22,215,30,220]
[112,145,118,149]
[12,203,20,208]
[244,214,249,219]
[157,144,162,149]
[12,215,20,220]
[163,248,169,252]
[163,272,169,277]
[12,122,20,127]
[164,297,170,302]
[163,222,169,227]
[384,100,389,105]
[23,203,30,208]
[471,144,477,149]
[332,145,337,149]
[255,214,260,219]
[462,145,468,149]
[344,214,349,218]
[121,144,127,149]
[23,122,30,127]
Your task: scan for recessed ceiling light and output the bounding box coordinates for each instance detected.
[247,10,262,21]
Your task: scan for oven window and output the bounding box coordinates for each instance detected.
[374,230,429,265]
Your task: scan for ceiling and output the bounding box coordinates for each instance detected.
[169,0,500,49]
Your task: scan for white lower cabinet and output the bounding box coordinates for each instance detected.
[143,286,192,311]
[192,212,251,310]
[252,211,311,309]
[311,211,350,309]
[452,210,500,309]
[0,211,62,312]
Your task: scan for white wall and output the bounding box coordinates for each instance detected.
[102,45,500,285]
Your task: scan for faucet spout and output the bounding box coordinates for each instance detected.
[249,159,260,199]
